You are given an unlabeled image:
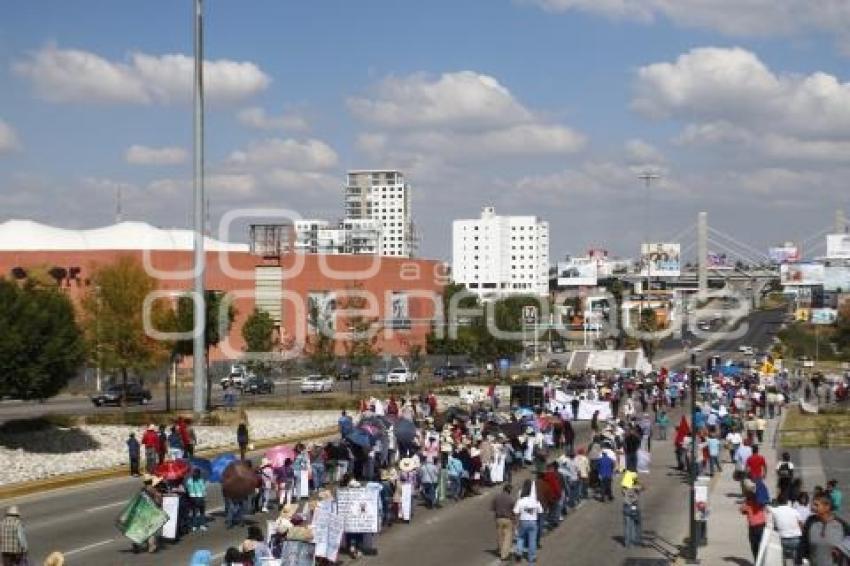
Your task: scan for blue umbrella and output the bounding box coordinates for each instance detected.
[189,457,212,480]
[210,453,237,483]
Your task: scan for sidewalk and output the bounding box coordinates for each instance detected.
[698,412,784,565]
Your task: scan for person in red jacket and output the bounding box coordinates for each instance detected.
[141,425,160,473]
[542,462,564,530]
[746,444,767,481]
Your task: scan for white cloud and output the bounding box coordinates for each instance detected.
[349,71,533,131]
[125,145,188,165]
[351,70,585,167]
[524,0,850,51]
[625,138,664,164]
[635,47,850,164]
[0,119,21,153]
[227,138,338,170]
[13,43,270,105]
[237,107,310,132]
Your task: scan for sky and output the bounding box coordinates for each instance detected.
[1,0,850,263]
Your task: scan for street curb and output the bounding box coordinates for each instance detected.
[0,426,337,501]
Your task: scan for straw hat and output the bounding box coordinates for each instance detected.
[5,506,19,517]
[440,442,453,453]
[280,503,299,519]
[241,539,257,553]
[275,517,293,534]
[380,468,398,482]
[399,457,418,473]
[142,474,162,487]
[470,448,480,458]
[261,457,271,467]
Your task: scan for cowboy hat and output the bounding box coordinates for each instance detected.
[470,448,480,458]
[142,473,162,486]
[440,442,453,453]
[280,503,299,519]
[275,517,293,534]
[5,506,19,517]
[399,457,418,473]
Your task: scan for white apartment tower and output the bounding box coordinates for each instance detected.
[345,170,414,257]
[452,206,549,298]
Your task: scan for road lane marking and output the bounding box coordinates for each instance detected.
[85,500,126,513]
[64,538,115,556]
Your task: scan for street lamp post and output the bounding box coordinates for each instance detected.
[192,0,207,417]
[688,365,700,562]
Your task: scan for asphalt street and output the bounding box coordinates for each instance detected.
[0,309,786,565]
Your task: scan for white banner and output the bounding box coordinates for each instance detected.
[399,482,412,521]
[312,503,344,562]
[336,487,380,533]
[490,455,505,484]
[549,390,613,421]
[161,494,180,540]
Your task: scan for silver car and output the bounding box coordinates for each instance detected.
[300,375,334,393]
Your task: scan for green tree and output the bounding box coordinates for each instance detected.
[0,279,86,400]
[83,257,170,406]
[638,307,660,361]
[173,290,236,410]
[242,308,276,375]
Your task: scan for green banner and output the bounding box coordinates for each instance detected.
[115,492,169,545]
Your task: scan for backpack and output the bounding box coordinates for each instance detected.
[754,479,770,506]
[777,462,793,481]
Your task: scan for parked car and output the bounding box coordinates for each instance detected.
[546,359,563,369]
[221,367,251,389]
[243,375,274,395]
[300,375,334,393]
[336,366,358,381]
[520,360,535,371]
[370,369,389,384]
[386,367,417,385]
[433,365,461,379]
[460,364,481,378]
[91,383,152,407]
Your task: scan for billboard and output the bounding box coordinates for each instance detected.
[811,308,838,325]
[389,292,410,329]
[780,263,825,286]
[706,251,732,269]
[824,266,850,292]
[557,257,598,287]
[640,243,681,277]
[826,234,850,259]
[769,246,800,263]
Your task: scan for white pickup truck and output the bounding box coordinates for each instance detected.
[386,367,418,385]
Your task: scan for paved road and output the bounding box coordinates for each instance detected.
[0,309,786,564]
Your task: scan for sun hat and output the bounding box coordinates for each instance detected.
[399,457,418,473]
[275,517,293,534]
[5,506,19,517]
[470,448,480,458]
[241,539,257,553]
[142,474,162,487]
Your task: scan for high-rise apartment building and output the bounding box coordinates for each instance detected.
[452,206,549,298]
[345,170,414,257]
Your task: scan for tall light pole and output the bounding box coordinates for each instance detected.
[637,171,660,334]
[192,0,207,417]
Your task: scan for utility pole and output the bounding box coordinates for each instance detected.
[688,365,700,562]
[192,0,207,418]
[637,171,660,337]
[697,212,708,300]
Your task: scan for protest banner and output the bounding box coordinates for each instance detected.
[335,487,379,533]
[115,492,169,545]
[279,540,315,566]
[399,482,412,521]
[312,504,344,562]
[161,494,180,540]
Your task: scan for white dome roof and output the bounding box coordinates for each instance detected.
[0,220,249,252]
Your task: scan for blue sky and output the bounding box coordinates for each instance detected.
[1,0,849,262]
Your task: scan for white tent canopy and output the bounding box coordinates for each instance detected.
[0,219,248,252]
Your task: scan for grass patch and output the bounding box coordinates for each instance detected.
[780,405,850,448]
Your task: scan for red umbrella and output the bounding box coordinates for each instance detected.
[265,445,296,469]
[154,459,190,482]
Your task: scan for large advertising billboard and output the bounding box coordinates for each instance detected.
[640,243,681,277]
[307,291,336,332]
[707,251,732,269]
[780,263,825,286]
[557,257,598,287]
[769,246,800,263]
[824,265,850,292]
[826,234,850,259]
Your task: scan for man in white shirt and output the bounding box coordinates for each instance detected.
[513,480,544,564]
[770,495,803,564]
[726,430,742,464]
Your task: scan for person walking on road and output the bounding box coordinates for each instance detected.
[597,450,615,502]
[0,506,27,566]
[513,479,543,565]
[185,468,208,532]
[740,491,767,561]
[800,492,850,566]
[141,424,159,474]
[491,484,516,561]
[769,494,802,564]
[126,432,141,477]
[655,411,670,441]
[621,470,644,548]
[237,422,250,462]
